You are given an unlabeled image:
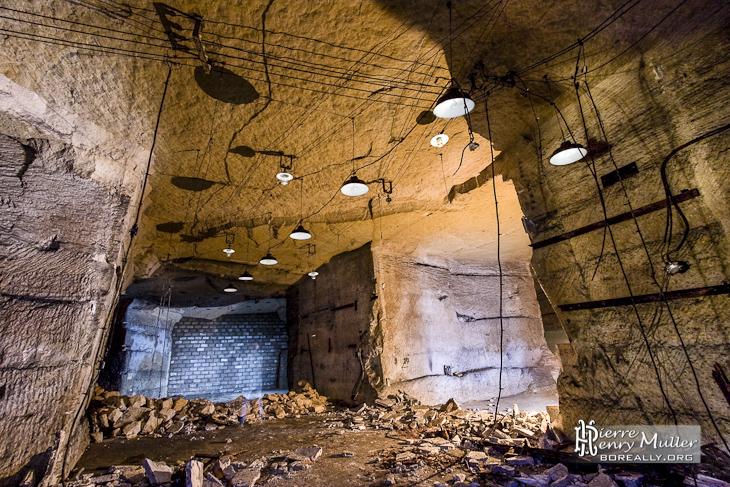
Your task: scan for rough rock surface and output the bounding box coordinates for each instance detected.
[1,0,729,482]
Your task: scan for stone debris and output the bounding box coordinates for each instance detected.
[142,458,174,485]
[186,460,204,487]
[77,386,730,487]
[88,382,329,441]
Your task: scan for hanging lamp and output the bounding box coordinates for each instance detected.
[308,271,319,280]
[290,225,311,240]
[341,117,370,197]
[433,82,475,119]
[259,252,278,265]
[430,133,449,148]
[222,233,235,257]
[549,141,587,166]
[341,175,369,197]
[290,179,312,239]
[238,237,253,280]
[224,283,237,293]
[432,4,474,119]
[276,155,294,185]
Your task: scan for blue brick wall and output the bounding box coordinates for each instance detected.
[167,312,287,399]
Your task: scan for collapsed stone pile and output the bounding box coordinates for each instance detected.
[62,446,324,487]
[78,386,730,487]
[326,393,565,450]
[87,382,328,442]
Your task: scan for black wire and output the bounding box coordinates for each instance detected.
[660,123,730,261]
[60,64,172,481]
[582,0,691,77]
[0,25,435,108]
[573,75,679,426]
[573,46,608,281]
[515,0,651,76]
[484,95,505,430]
[451,142,470,175]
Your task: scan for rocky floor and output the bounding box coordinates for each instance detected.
[68,386,730,487]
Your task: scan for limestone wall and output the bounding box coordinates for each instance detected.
[373,254,559,405]
[286,244,380,404]
[0,133,130,484]
[491,12,730,447]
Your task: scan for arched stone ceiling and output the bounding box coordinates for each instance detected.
[0,0,709,301]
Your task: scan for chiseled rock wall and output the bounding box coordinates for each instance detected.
[0,133,130,484]
[497,12,730,446]
[286,244,380,404]
[373,253,559,405]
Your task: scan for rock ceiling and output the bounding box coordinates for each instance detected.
[0,0,697,302]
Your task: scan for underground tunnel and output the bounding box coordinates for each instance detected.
[0,0,729,486]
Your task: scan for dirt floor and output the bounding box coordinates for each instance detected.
[77,415,472,486]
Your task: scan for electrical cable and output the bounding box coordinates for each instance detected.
[660,122,730,262]
[483,94,506,431]
[58,63,172,482]
[572,63,679,425]
[1,10,443,94]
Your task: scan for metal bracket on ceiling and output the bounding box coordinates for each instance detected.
[371,178,393,203]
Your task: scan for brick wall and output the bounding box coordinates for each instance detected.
[167,312,287,399]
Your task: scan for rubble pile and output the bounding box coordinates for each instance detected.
[77,386,730,487]
[87,383,329,442]
[325,394,564,450]
[61,446,324,487]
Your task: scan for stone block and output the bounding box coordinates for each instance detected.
[295,445,323,461]
[186,460,204,487]
[588,474,618,487]
[142,458,174,485]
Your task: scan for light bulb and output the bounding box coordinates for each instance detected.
[430,133,449,148]
[276,171,293,185]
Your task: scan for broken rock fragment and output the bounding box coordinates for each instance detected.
[186,460,203,487]
[294,445,323,461]
[142,458,174,485]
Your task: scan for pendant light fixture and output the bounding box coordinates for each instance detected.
[290,225,311,240]
[433,82,475,119]
[290,179,312,240]
[432,3,474,119]
[238,237,253,280]
[341,175,369,197]
[222,233,235,257]
[259,222,278,265]
[259,252,278,265]
[224,283,237,293]
[543,75,587,166]
[341,117,370,197]
[276,155,294,185]
[308,271,319,280]
[549,140,588,166]
[430,133,449,148]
